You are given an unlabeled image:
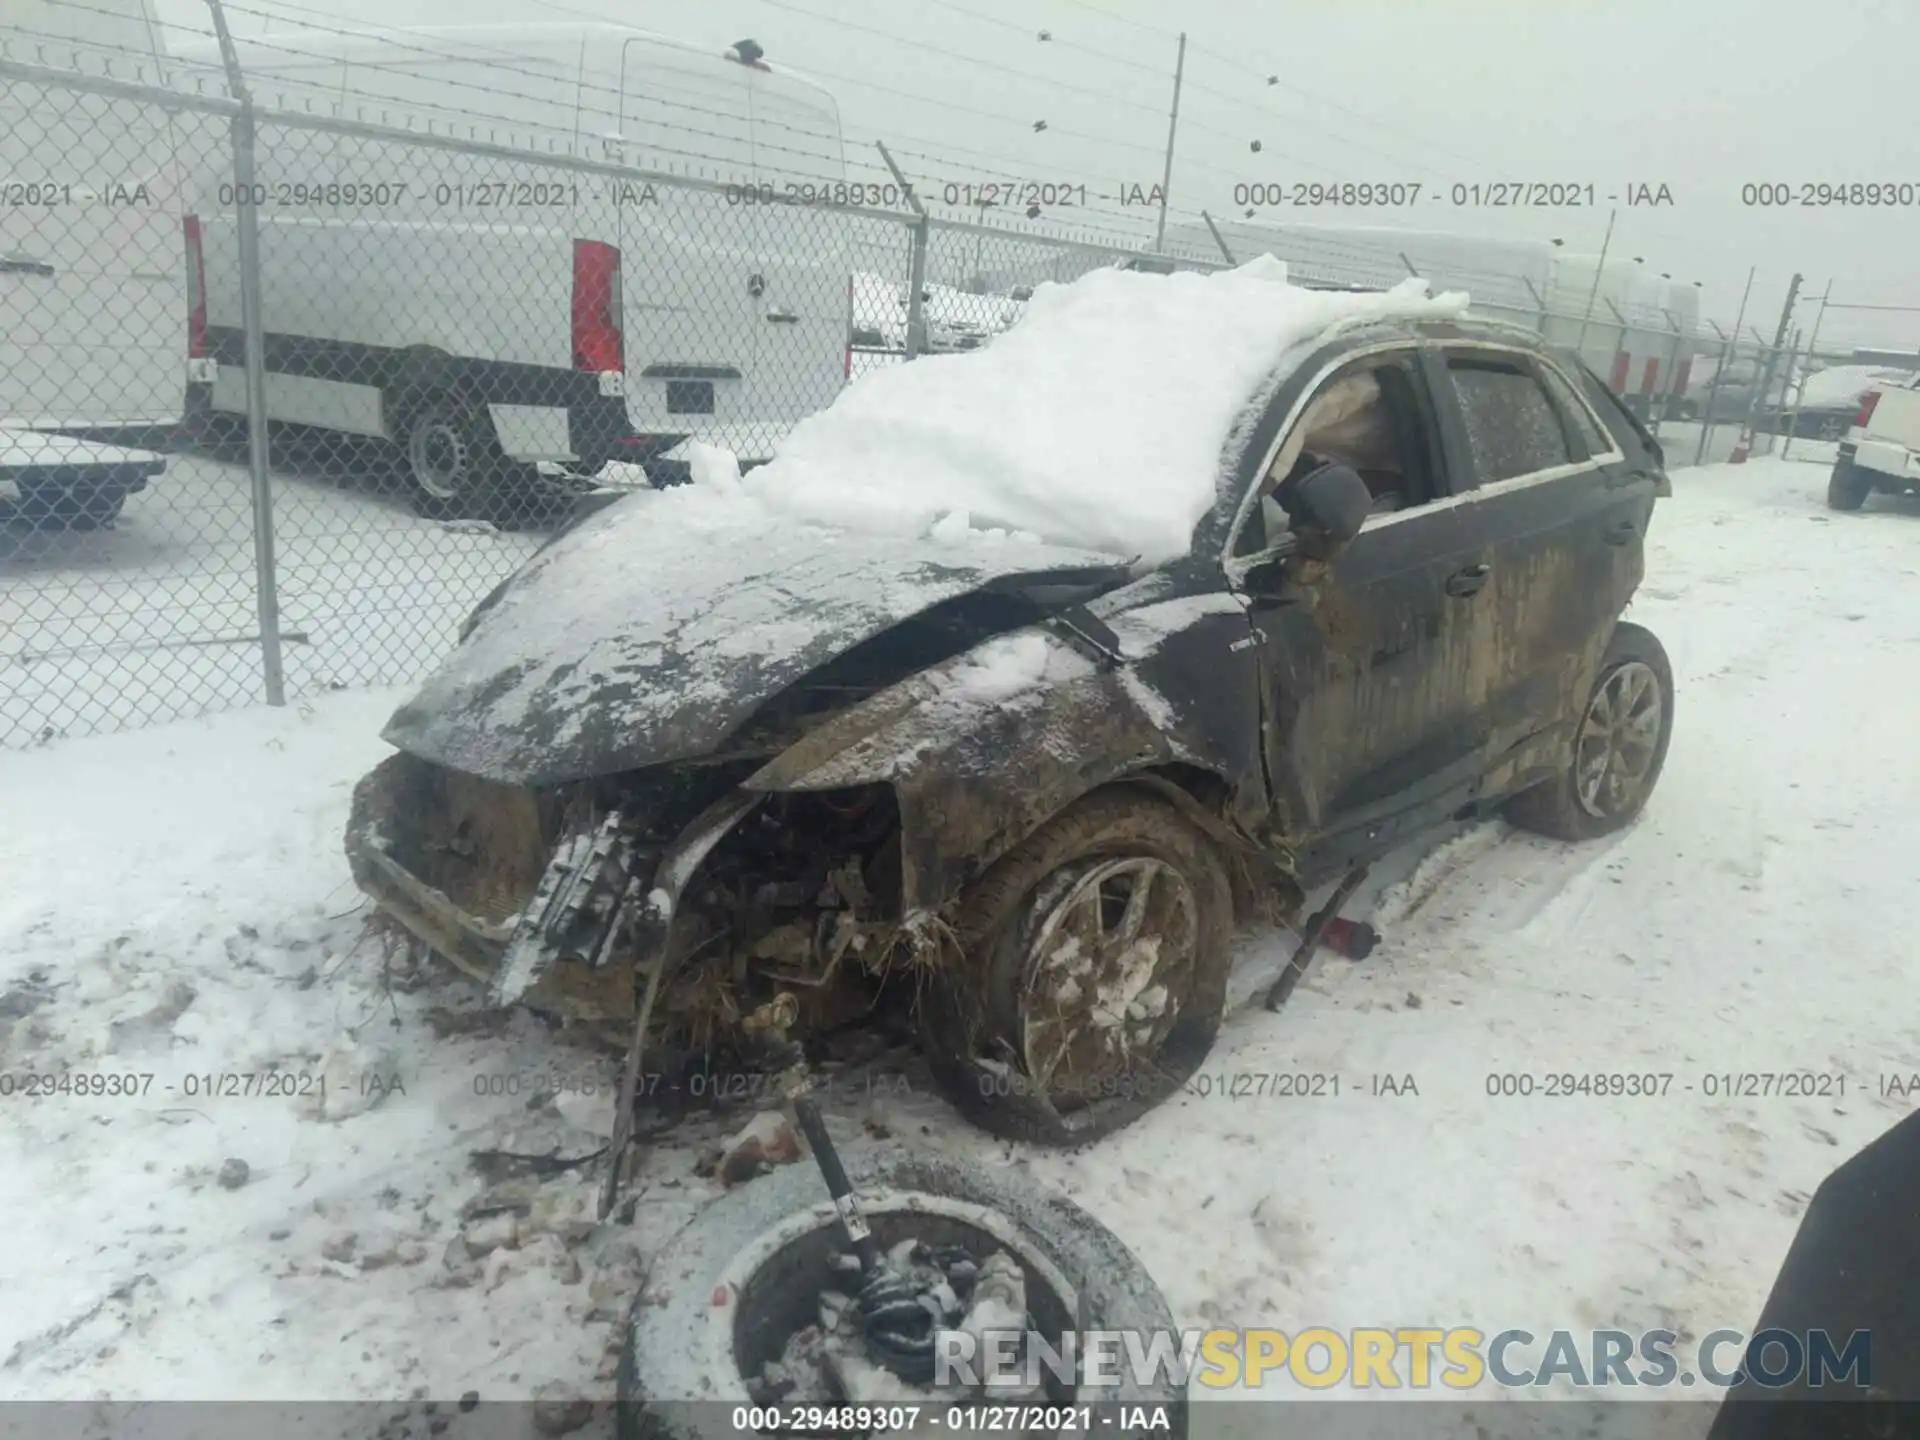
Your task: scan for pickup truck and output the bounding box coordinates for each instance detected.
[1830,375,1920,510]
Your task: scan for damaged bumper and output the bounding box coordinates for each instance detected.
[345,752,701,1023]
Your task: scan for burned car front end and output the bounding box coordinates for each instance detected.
[342,489,1191,1054]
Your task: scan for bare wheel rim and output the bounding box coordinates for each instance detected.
[1015,855,1200,1106]
[409,415,470,500]
[1573,659,1664,819]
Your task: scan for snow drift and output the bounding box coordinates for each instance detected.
[666,259,1468,566]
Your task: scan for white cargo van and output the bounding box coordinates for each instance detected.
[0,0,187,523]
[169,24,854,514]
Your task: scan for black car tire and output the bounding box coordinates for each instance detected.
[1827,458,1873,512]
[918,786,1234,1147]
[617,1145,1186,1440]
[394,393,543,521]
[14,479,128,530]
[1506,622,1675,843]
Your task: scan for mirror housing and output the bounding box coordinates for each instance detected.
[1283,462,1372,561]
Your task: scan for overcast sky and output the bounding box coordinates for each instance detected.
[154,0,1920,348]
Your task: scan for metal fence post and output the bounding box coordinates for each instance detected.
[206,0,285,705]
[1744,272,1803,462]
[1694,330,1730,468]
[877,141,929,360]
[1521,277,1550,335]
[1781,285,1831,461]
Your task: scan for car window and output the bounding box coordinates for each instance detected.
[1445,356,1575,486]
[1232,353,1434,558]
[1536,362,1611,459]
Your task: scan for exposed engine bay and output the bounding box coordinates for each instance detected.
[348,750,932,1062]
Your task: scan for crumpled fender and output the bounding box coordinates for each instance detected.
[744,590,1267,914]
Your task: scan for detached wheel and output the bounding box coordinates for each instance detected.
[919,787,1234,1147]
[1507,622,1674,842]
[1827,459,1873,512]
[618,1145,1185,1440]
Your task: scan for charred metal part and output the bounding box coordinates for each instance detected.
[1265,862,1371,1012]
[493,809,642,1006]
[600,789,766,1220]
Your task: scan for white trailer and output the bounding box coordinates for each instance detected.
[168,24,854,513]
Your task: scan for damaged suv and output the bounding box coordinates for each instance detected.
[346,273,1675,1152]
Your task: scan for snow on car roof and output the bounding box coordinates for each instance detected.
[1791,365,1909,410]
[682,257,1467,565]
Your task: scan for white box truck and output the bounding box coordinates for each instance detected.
[168,23,855,515]
[0,0,184,525]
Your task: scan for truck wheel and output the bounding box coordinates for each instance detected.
[14,479,128,531]
[1827,459,1873,512]
[398,397,491,518]
[918,787,1235,1147]
[1506,622,1674,842]
[395,395,544,521]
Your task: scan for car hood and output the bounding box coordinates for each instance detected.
[381,491,1131,786]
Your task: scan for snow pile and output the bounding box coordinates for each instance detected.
[660,260,1466,565]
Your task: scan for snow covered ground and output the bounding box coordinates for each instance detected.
[2,455,1916,1430]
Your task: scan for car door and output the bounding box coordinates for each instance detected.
[1423,343,1657,797]
[1223,341,1493,881]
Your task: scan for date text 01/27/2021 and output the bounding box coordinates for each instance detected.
[0,1070,402,1101]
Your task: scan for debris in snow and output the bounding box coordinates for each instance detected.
[216,1158,251,1191]
[296,1034,402,1123]
[461,1213,519,1257]
[530,1382,595,1435]
[458,1390,480,1412]
[702,1111,802,1187]
[106,979,196,1055]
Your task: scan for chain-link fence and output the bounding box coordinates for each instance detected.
[0,19,1819,750]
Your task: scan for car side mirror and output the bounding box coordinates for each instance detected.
[1284,462,1372,560]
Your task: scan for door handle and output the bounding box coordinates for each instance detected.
[1445,563,1490,598]
[0,257,55,277]
[766,309,800,324]
[1604,518,1638,546]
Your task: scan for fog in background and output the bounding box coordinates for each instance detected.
[151,0,1920,349]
